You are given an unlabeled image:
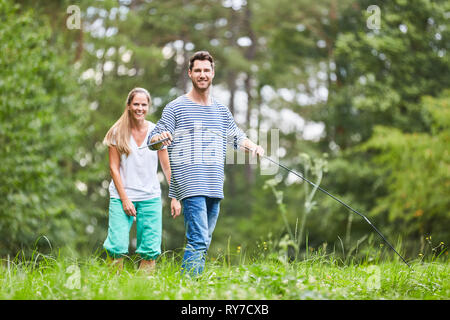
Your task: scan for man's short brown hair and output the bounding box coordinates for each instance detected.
[188,51,214,71]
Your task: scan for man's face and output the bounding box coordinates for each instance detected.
[188,59,214,92]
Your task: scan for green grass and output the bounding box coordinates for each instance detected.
[0,250,448,300]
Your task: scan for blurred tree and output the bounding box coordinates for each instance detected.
[0,0,92,256]
[362,92,450,239]
[74,0,238,252]
[311,0,450,247]
[4,0,447,258]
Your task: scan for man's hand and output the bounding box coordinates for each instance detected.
[151,131,173,148]
[251,145,265,158]
[242,138,264,158]
[170,198,181,219]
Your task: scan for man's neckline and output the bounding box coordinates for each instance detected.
[184,94,214,107]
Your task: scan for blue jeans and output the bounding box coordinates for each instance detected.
[181,196,221,276]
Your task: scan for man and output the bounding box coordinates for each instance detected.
[149,51,264,276]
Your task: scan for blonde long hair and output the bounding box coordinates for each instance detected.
[103,87,152,156]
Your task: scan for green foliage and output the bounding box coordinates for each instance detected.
[0,252,448,299]
[309,0,450,250]
[315,0,449,148]
[0,0,91,255]
[1,0,448,259]
[362,92,450,238]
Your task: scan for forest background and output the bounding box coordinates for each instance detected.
[1,0,448,262]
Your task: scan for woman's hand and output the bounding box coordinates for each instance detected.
[109,146,135,217]
[121,198,136,216]
[170,198,181,219]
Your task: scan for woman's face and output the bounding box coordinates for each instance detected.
[128,92,149,121]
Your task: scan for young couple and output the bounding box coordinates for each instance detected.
[102,51,264,276]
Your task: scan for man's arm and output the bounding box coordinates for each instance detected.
[225,107,246,149]
[225,107,264,157]
[148,103,176,150]
[240,138,265,158]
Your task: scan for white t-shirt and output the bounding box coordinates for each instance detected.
[109,121,161,201]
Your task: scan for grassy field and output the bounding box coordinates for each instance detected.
[0,249,448,300]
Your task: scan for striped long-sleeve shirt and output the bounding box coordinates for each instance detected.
[150,95,247,200]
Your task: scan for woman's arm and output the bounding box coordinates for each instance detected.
[157,148,171,184]
[109,146,136,216]
[158,149,181,219]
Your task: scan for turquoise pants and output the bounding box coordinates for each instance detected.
[103,197,162,260]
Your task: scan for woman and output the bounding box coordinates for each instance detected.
[102,87,181,272]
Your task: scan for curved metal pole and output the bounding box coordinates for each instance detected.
[145,126,412,268]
